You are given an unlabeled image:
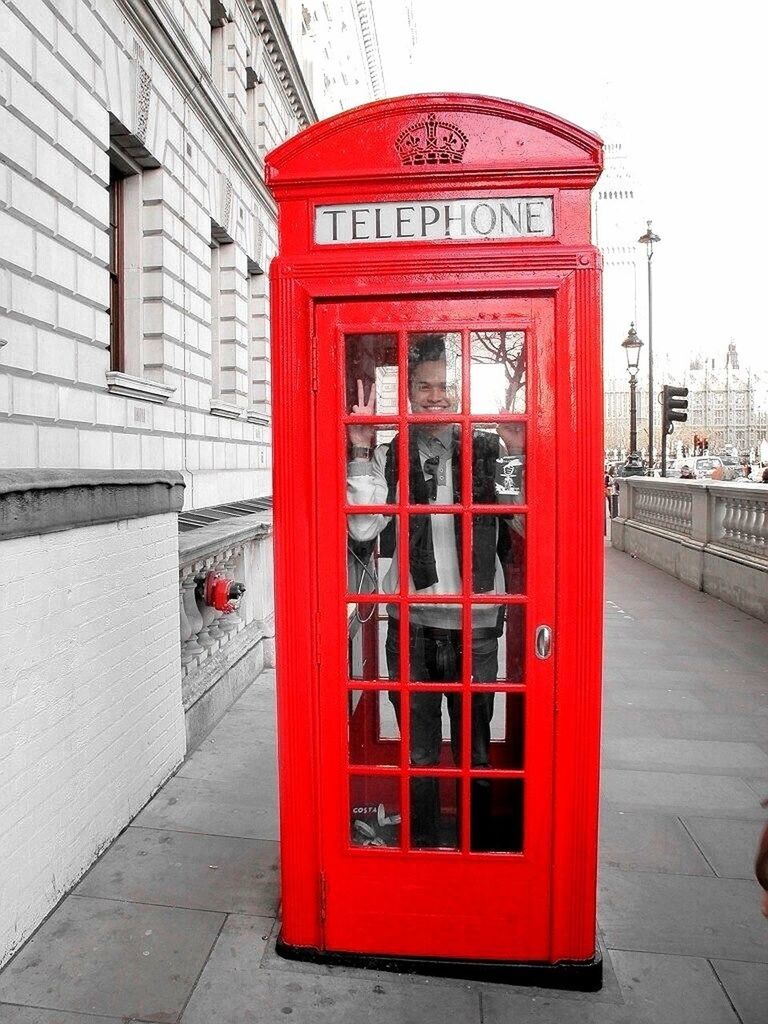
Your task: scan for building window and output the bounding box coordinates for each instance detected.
[108,165,125,373]
[210,236,222,400]
[210,0,229,95]
[209,224,244,417]
[248,259,270,420]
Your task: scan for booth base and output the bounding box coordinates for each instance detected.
[275,932,603,992]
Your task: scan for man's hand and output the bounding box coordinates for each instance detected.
[348,379,376,448]
[497,421,525,454]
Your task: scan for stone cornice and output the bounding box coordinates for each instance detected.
[354,0,384,97]
[0,471,185,540]
[117,0,303,219]
[246,0,318,127]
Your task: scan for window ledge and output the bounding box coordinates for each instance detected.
[106,371,176,404]
[245,407,271,425]
[209,400,244,419]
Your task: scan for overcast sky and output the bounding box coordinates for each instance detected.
[373,0,767,375]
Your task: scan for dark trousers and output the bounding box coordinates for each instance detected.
[385,618,498,846]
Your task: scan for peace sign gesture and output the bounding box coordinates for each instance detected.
[348,379,376,448]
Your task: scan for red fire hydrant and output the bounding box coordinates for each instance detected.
[198,571,245,613]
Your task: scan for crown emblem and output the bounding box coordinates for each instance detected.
[395,113,468,166]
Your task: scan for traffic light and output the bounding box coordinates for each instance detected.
[660,385,689,477]
[662,385,689,435]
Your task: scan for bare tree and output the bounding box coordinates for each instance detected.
[470,331,526,411]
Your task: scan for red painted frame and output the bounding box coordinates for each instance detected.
[266,94,604,968]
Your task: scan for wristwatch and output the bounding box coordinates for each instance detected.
[351,445,373,460]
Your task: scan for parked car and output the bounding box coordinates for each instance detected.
[685,456,738,480]
[718,456,741,480]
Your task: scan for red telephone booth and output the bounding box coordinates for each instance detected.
[266,95,604,989]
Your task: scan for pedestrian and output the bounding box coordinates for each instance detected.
[763,467,768,484]
[680,465,696,480]
[347,334,522,849]
[756,800,768,918]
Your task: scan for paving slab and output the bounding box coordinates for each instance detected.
[601,769,765,816]
[711,959,768,1024]
[481,988,650,1024]
[745,778,768,801]
[231,675,276,711]
[654,711,768,743]
[681,816,766,879]
[181,915,482,1024]
[599,808,712,875]
[0,1008,120,1023]
[602,737,768,775]
[602,689,709,711]
[74,826,279,915]
[132,775,278,840]
[177,735,277,785]
[600,708,668,740]
[0,897,225,1023]
[609,950,739,1024]
[696,689,768,715]
[598,867,767,961]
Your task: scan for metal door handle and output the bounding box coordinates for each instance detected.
[535,625,553,660]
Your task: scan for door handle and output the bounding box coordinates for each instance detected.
[535,625,553,660]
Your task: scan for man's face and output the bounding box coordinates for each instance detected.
[409,359,458,417]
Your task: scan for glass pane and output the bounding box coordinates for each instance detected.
[470,778,524,852]
[346,424,397,506]
[472,423,526,505]
[350,776,401,848]
[348,514,397,597]
[407,514,461,594]
[408,689,462,768]
[408,332,461,416]
[473,514,526,595]
[347,598,391,680]
[410,776,460,850]
[345,333,398,418]
[474,605,525,683]
[470,691,525,769]
[349,690,400,766]
[408,606,463,680]
[470,330,526,413]
[407,424,461,504]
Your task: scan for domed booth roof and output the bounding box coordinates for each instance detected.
[266,93,603,195]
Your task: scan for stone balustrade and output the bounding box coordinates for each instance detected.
[612,478,768,622]
[178,512,274,744]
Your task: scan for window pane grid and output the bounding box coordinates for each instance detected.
[345,325,529,854]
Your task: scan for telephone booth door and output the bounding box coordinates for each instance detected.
[315,294,556,960]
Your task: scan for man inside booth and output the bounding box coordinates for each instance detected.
[347,334,524,849]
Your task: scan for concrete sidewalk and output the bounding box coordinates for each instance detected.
[1,545,766,1023]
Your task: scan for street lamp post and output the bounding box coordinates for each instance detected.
[638,220,660,474]
[622,323,644,473]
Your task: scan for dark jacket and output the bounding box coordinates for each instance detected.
[379,429,510,593]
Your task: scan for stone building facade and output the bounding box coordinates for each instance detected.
[0,0,392,968]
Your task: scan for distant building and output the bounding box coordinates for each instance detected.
[604,343,768,457]
[682,346,768,455]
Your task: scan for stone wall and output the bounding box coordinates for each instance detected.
[0,0,314,508]
[0,470,186,968]
[611,477,768,623]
